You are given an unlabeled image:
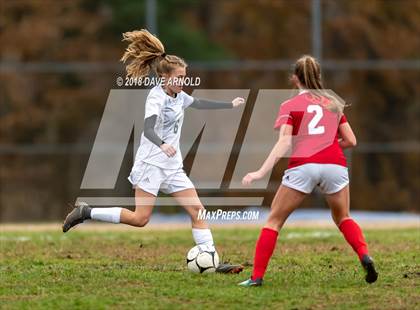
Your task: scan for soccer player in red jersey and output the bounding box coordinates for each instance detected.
[239,55,378,286]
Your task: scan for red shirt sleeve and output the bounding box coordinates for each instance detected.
[339,114,347,124]
[274,102,293,130]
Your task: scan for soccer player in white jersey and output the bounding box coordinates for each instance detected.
[63,29,244,273]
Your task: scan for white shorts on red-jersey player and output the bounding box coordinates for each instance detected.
[128,162,194,196]
[281,163,349,194]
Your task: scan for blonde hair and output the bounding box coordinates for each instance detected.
[293,55,346,113]
[120,29,187,78]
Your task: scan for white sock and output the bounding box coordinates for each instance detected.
[192,228,215,251]
[90,208,122,224]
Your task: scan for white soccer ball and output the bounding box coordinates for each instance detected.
[186,244,219,273]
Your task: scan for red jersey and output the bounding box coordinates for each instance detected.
[273,92,348,169]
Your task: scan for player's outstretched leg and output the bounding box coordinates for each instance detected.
[238,227,278,287]
[62,201,122,232]
[326,186,378,284]
[171,188,244,274]
[239,186,306,287]
[62,202,92,232]
[63,188,156,232]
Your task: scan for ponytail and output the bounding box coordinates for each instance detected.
[294,55,347,113]
[120,29,187,78]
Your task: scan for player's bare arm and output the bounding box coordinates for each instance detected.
[242,124,293,185]
[338,122,357,149]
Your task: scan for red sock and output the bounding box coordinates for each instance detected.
[251,227,279,280]
[339,218,369,260]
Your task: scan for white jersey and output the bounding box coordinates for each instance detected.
[134,85,194,170]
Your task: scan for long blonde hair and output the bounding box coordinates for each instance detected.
[120,29,187,78]
[293,55,346,113]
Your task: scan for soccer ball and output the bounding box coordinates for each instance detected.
[186,244,219,273]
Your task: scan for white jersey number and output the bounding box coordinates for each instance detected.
[307,105,325,135]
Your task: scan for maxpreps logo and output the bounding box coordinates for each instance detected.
[77,89,342,207]
[197,209,260,221]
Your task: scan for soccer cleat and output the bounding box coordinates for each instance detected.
[238,278,263,287]
[62,202,92,233]
[361,254,378,284]
[215,263,244,274]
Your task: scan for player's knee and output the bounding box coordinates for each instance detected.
[132,215,151,227]
[189,204,205,215]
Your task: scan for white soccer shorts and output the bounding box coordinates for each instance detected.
[282,163,349,194]
[128,162,195,196]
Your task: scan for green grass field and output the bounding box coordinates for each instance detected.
[1,226,419,309]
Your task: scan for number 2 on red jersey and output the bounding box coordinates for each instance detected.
[307,105,325,135]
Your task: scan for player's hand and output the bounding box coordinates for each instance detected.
[232,97,245,107]
[242,170,264,186]
[160,143,177,157]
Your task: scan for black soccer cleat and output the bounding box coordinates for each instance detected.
[216,263,244,274]
[62,202,92,233]
[361,254,378,284]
